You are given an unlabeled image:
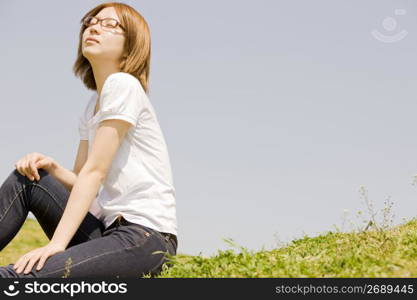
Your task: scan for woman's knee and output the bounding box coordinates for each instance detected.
[4,168,64,211]
[8,168,49,184]
[13,168,54,187]
[1,169,29,189]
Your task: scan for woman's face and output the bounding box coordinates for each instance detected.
[81,7,125,64]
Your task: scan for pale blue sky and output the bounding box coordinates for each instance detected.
[1,0,417,256]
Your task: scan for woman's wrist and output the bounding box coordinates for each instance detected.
[44,158,58,174]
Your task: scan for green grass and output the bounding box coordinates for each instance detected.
[152,188,417,278]
[154,217,417,277]
[0,218,49,266]
[2,217,416,277]
[2,188,417,278]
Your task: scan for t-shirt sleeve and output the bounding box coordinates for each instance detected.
[78,95,93,140]
[96,73,145,127]
[78,115,89,140]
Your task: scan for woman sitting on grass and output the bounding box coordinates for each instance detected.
[0,1,178,278]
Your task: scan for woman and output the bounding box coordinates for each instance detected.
[0,2,178,278]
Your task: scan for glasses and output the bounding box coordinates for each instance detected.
[83,16,125,31]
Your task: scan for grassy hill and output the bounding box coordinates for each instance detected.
[0,219,50,266]
[155,217,417,277]
[1,216,416,277]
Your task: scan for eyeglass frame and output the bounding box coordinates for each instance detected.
[82,16,125,32]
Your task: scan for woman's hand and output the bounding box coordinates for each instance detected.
[14,152,55,181]
[13,241,66,274]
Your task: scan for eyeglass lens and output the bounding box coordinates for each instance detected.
[84,16,118,28]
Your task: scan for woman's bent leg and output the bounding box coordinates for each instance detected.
[0,168,104,251]
[0,221,174,278]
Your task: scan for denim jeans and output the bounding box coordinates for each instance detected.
[0,168,177,278]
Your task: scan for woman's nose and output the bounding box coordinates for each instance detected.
[88,23,101,34]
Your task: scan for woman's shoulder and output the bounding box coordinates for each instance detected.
[84,93,97,116]
[107,72,144,91]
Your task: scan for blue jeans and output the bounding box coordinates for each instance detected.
[0,168,177,278]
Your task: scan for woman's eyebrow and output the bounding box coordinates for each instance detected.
[96,16,118,20]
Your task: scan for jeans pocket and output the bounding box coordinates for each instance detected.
[109,224,152,249]
[129,223,152,237]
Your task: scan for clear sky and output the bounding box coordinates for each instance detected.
[1,0,417,257]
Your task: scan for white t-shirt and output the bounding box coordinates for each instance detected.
[78,72,177,236]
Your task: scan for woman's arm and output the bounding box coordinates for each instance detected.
[45,140,89,192]
[50,118,132,249]
[46,162,78,192]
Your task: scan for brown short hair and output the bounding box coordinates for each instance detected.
[73,2,151,94]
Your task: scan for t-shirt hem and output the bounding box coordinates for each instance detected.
[96,113,137,127]
[104,213,177,236]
